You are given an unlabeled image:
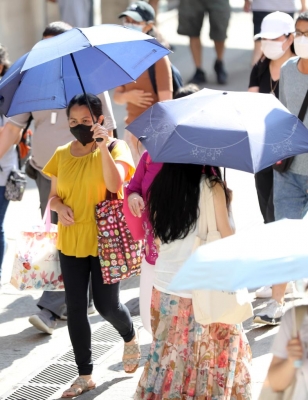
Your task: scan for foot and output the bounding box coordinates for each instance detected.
[61,376,96,398]
[28,308,57,334]
[214,59,228,85]
[122,331,141,373]
[253,299,285,325]
[60,303,96,321]
[188,68,207,85]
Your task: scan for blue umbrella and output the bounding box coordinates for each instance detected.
[0,24,170,117]
[126,88,308,173]
[167,219,308,293]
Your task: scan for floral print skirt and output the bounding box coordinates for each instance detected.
[135,288,252,400]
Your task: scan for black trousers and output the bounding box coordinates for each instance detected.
[254,166,275,224]
[59,252,135,375]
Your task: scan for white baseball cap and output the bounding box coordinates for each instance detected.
[254,11,295,40]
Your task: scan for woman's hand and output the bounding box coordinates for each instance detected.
[287,338,303,364]
[91,123,110,149]
[128,193,144,217]
[56,203,74,226]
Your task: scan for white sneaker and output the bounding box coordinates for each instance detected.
[253,299,285,325]
[255,286,272,298]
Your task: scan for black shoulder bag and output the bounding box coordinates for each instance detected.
[273,90,308,173]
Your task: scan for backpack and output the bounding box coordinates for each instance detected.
[148,63,183,99]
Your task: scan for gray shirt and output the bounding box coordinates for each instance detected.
[0,114,18,186]
[279,56,308,176]
[9,91,116,173]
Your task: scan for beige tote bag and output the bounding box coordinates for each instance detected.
[192,179,253,325]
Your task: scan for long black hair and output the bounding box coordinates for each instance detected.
[147,163,229,244]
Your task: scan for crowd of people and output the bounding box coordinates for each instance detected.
[1,0,308,399]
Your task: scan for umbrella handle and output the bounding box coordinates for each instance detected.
[70,54,103,142]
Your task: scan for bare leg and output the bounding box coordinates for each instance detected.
[272,283,288,304]
[190,37,202,69]
[214,40,225,61]
[149,0,159,22]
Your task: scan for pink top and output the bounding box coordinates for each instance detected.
[126,151,163,265]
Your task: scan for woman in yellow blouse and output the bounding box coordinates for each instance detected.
[43,93,139,398]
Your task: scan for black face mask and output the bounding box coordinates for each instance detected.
[70,124,94,146]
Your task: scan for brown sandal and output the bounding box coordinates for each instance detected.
[122,330,141,374]
[61,376,96,398]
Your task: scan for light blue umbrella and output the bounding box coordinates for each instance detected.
[168,219,308,293]
[126,88,308,173]
[0,24,170,117]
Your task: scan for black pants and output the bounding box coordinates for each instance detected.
[59,252,135,375]
[255,166,275,224]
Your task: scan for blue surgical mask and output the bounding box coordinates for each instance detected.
[125,23,144,32]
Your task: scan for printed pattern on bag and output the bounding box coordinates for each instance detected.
[11,229,64,291]
[5,170,27,201]
[96,199,143,284]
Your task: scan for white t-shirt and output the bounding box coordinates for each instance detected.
[154,225,198,298]
[0,114,18,186]
[271,308,308,400]
[251,0,297,12]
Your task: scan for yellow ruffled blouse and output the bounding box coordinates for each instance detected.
[43,140,135,257]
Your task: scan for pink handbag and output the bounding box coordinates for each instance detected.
[123,186,144,241]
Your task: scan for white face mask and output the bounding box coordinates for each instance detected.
[294,36,308,59]
[124,23,144,32]
[261,39,287,60]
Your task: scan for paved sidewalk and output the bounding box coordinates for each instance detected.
[0,1,303,399]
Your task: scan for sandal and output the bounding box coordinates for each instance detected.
[61,376,96,398]
[122,330,141,374]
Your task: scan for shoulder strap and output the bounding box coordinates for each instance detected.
[105,140,120,200]
[148,64,157,95]
[198,178,219,240]
[108,139,119,153]
[298,90,308,122]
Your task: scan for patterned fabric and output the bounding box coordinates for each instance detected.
[10,225,63,291]
[4,170,27,201]
[96,198,143,284]
[135,288,252,400]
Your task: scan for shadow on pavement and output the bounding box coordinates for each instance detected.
[0,294,38,324]
[0,327,52,371]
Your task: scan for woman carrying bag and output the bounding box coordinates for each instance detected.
[43,93,140,398]
[0,44,15,287]
[134,163,252,400]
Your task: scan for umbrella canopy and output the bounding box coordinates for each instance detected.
[167,219,308,293]
[126,88,308,173]
[0,24,170,117]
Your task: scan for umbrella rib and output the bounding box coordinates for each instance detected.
[76,28,136,82]
[94,46,138,82]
